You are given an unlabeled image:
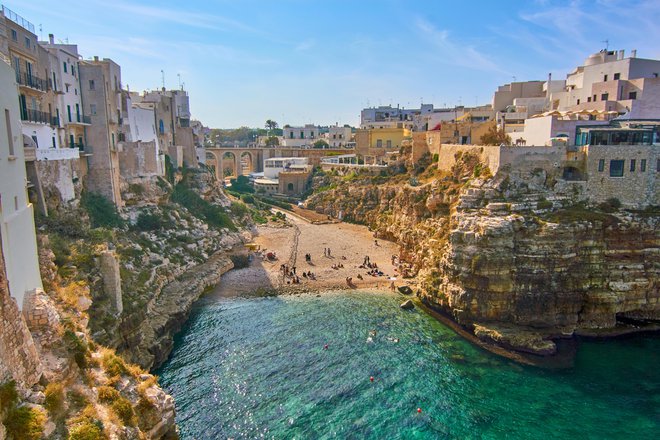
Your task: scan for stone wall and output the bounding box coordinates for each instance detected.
[118,141,159,180]
[584,144,659,208]
[35,157,84,208]
[0,235,42,388]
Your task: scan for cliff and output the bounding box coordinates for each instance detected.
[39,168,250,371]
[306,155,660,358]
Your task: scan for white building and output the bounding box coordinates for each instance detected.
[547,49,660,118]
[282,124,319,147]
[327,125,352,148]
[0,60,43,310]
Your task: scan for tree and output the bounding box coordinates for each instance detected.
[265,136,279,147]
[479,126,512,146]
[265,119,278,136]
[313,139,329,149]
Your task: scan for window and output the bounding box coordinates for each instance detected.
[90,104,97,115]
[300,131,304,139]
[598,159,605,172]
[65,84,69,93]
[287,183,294,192]
[630,159,636,172]
[641,159,646,172]
[11,29,17,41]
[657,158,660,172]
[67,105,72,122]
[5,109,14,156]
[386,140,392,148]
[604,74,608,81]
[614,73,620,80]
[577,99,580,105]
[25,37,30,49]
[63,61,67,73]
[376,139,383,148]
[629,91,637,100]
[89,80,95,90]
[31,135,38,147]
[72,65,76,77]
[52,137,56,148]
[587,97,591,102]
[609,159,624,177]
[593,95,597,101]
[601,93,609,101]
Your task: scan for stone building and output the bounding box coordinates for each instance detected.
[78,57,124,207]
[281,124,320,148]
[355,126,411,164]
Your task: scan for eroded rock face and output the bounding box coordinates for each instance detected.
[307,166,660,356]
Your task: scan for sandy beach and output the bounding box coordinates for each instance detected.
[212,210,410,297]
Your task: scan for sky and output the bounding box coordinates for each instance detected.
[6,0,660,128]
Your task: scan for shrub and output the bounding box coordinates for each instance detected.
[127,183,145,196]
[135,212,164,231]
[64,330,89,369]
[67,390,89,411]
[171,183,237,231]
[111,398,136,427]
[4,406,46,440]
[68,421,106,440]
[240,194,255,204]
[537,199,553,210]
[432,153,439,163]
[228,175,254,194]
[599,197,622,212]
[81,192,123,229]
[0,380,18,412]
[230,201,249,218]
[97,386,120,404]
[44,382,65,414]
[101,351,128,378]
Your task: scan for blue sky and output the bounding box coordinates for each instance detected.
[6,0,660,128]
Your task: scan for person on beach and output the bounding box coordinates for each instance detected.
[390,281,396,291]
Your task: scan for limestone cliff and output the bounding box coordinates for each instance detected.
[39,168,250,371]
[306,155,660,357]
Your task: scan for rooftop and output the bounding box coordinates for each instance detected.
[2,5,35,33]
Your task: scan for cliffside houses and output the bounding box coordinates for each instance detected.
[0,5,201,214]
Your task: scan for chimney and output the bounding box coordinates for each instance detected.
[631,49,637,58]
[48,33,54,44]
[618,49,624,60]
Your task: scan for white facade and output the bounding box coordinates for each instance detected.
[0,60,43,310]
[282,124,319,147]
[264,157,308,178]
[327,126,352,148]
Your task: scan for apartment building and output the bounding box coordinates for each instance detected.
[327,125,352,148]
[0,58,43,310]
[79,57,124,207]
[281,124,319,147]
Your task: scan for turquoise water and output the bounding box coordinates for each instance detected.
[157,291,660,439]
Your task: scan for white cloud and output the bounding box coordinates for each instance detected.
[414,18,509,75]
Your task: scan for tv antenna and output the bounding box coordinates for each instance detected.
[177,73,182,90]
[161,70,165,89]
[602,39,609,50]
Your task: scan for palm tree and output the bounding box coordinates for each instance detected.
[265,119,278,136]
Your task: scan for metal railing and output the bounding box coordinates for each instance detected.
[16,71,48,92]
[2,5,35,33]
[20,109,49,124]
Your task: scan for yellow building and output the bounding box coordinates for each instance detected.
[355,126,411,164]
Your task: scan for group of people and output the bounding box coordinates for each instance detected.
[331,262,344,270]
[304,253,312,263]
[323,247,332,257]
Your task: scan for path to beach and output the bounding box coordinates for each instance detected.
[212,211,406,297]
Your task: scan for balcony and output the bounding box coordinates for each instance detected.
[65,114,91,126]
[51,115,60,127]
[20,109,50,124]
[16,71,48,93]
[2,6,35,33]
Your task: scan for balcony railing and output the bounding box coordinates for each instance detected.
[2,5,35,33]
[67,114,91,125]
[16,71,48,92]
[20,109,50,124]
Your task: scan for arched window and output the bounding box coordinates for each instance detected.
[287,183,294,192]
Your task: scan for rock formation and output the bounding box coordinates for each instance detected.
[307,154,659,357]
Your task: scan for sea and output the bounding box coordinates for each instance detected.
[157,290,660,439]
